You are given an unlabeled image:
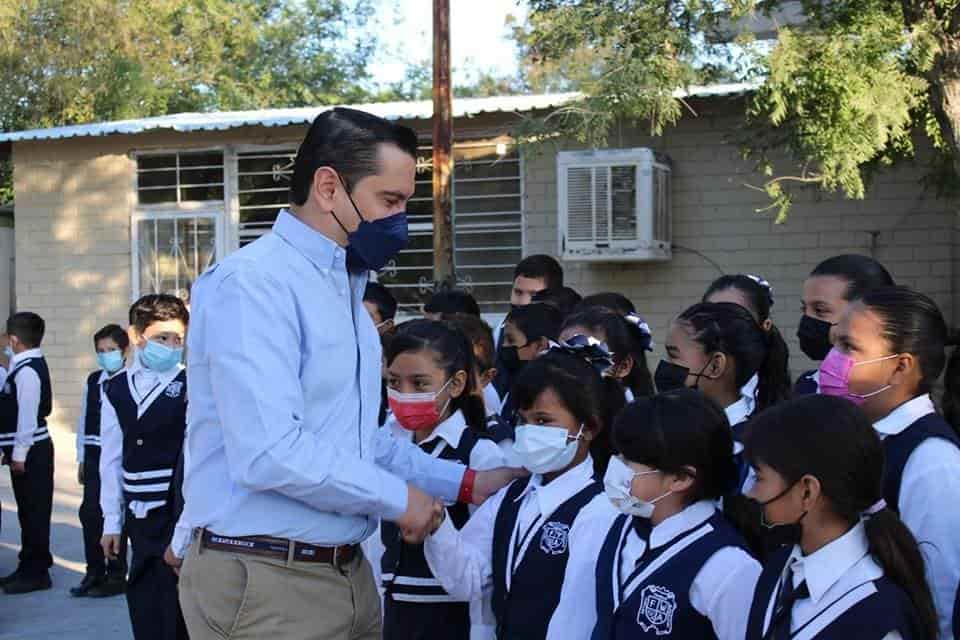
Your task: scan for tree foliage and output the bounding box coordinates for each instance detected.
[517,0,960,219]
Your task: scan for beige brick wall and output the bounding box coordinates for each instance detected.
[523,97,958,376]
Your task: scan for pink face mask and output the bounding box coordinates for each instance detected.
[818,348,898,406]
[387,379,452,431]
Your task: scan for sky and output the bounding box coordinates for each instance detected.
[366,0,527,86]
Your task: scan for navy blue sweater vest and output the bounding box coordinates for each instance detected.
[593,512,749,640]
[381,428,481,602]
[105,369,187,505]
[881,411,960,512]
[82,370,104,448]
[793,370,819,397]
[746,546,917,640]
[491,476,603,640]
[0,356,52,457]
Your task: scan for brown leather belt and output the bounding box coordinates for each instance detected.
[200,530,359,567]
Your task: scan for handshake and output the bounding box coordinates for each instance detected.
[395,467,525,544]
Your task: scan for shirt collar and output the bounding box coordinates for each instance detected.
[787,520,870,604]
[272,208,343,271]
[515,455,595,518]
[873,394,936,439]
[419,410,467,450]
[725,396,752,426]
[648,500,716,549]
[10,348,43,368]
[128,351,185,386]
[740,373,759,407]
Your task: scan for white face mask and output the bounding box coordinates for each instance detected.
[603,455,672,519]
[512,423,583,475]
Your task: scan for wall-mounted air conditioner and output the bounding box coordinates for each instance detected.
[558,148,672,262]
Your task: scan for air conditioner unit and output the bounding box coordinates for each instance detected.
[558,148,672,262]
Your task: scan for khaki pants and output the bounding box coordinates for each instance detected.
[179,540,381,640]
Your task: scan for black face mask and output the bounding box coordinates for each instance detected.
[753,482,807,550]
[499,344,525,375]
[797,315,834,361]
[654,359,711,393]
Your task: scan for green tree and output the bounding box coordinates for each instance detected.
[517,1,960,219]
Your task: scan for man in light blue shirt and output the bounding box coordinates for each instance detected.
[173,108,519,640]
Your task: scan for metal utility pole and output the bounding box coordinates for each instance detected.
[432,0,455,289]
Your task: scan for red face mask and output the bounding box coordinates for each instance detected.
[387,379,453,431]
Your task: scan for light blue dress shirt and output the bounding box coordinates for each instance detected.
[179,210,466,547]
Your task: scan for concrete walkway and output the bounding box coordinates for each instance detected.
[0,423,131,639]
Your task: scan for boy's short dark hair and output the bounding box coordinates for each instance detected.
[532,286,582,319]
[444,313,495,371]
[363,282,398,321]
[425,289,481,317]
[290,108,419,205]
[514,255,564,290]
[7,312,45,348]
[93,324,130,350]
[129,294,190,335]
[506,302,563,343]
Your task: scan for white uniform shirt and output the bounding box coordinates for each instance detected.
[754,522,902,640]
[740,373,759,415]
[548,500,760,640]
[423,456,617,625]
[873,394,960,639]
[99,356,186,535]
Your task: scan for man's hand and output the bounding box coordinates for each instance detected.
[11,460,25,475]
[395,484,443,544]
[163,545,183,576]
[101,534,122,560]
[77,463,85,485]
[472,467,528,505]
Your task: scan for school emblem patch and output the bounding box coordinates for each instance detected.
[164,381,183,398]
[637,585,677,636]
[539,522,570,555]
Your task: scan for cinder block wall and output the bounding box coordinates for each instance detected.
[523,96,958,376]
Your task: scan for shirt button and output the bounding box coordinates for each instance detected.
[136,439,144,446]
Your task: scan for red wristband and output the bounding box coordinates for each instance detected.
[458,468,477,504]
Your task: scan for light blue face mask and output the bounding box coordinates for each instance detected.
[96,350,125,374]
[139,340,183,372]
[3,345,13,359]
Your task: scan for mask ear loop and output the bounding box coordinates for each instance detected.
[329,172,366,235]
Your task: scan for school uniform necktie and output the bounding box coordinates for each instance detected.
[769,562,810,640]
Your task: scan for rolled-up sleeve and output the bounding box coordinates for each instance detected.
[207,267,413,521]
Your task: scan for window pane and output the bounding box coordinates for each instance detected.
[136,151,224,204]
[138,188,179,205]
[138,216,217,301]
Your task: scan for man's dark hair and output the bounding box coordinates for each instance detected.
[7,312,45,348]
[532,286,582,319]
[514,254,563,290]
[363,282,398,321]
[290,108,419,205]
[129,294,190,335]
[425,289,481,317]
[93,324,130,350]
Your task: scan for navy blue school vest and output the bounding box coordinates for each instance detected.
[732,418,753,493]
[381,428,481,602]
[82,370,104,449]
[881,412,960,511]
[0,356,53,458]
[746,546,917,640]
[491,476,603,640]
[485,413,515,444]
[592,511,749,640]
[105,368,187,505]
[793,370,819,396]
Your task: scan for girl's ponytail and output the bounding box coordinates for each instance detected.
[941,329,960,436]
[863,506,939,640]
[756,324,792,411]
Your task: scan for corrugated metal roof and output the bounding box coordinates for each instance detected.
[0,83,755,143]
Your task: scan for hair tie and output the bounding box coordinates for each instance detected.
[624,312,655,352]
[863,499,886,517]
[547,334,616,375]
[746,274,774,307]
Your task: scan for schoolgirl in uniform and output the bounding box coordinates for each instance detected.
[497,302,563,425]
[656,302,787,468]
[795,255,894,395]
[422,340,624,640]
[744,394,937,640]
[381,319,506,640]
[704,274,791,412]
[549,388,760,640]
[823,285,960,637]
[560,307,656,402]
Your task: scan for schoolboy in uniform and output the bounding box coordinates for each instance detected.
[0,312,55,595]
[100,294,189,640]
[72,323,130,598]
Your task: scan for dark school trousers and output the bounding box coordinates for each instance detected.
[383,597,470,640]
[9,438,54,577]
[125,504,189,640]
[79,446,128,578]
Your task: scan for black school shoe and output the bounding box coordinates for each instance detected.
[69,574,103,597]
[0,569,19,586]
[86,573,125,598]
[2,572,52,595]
